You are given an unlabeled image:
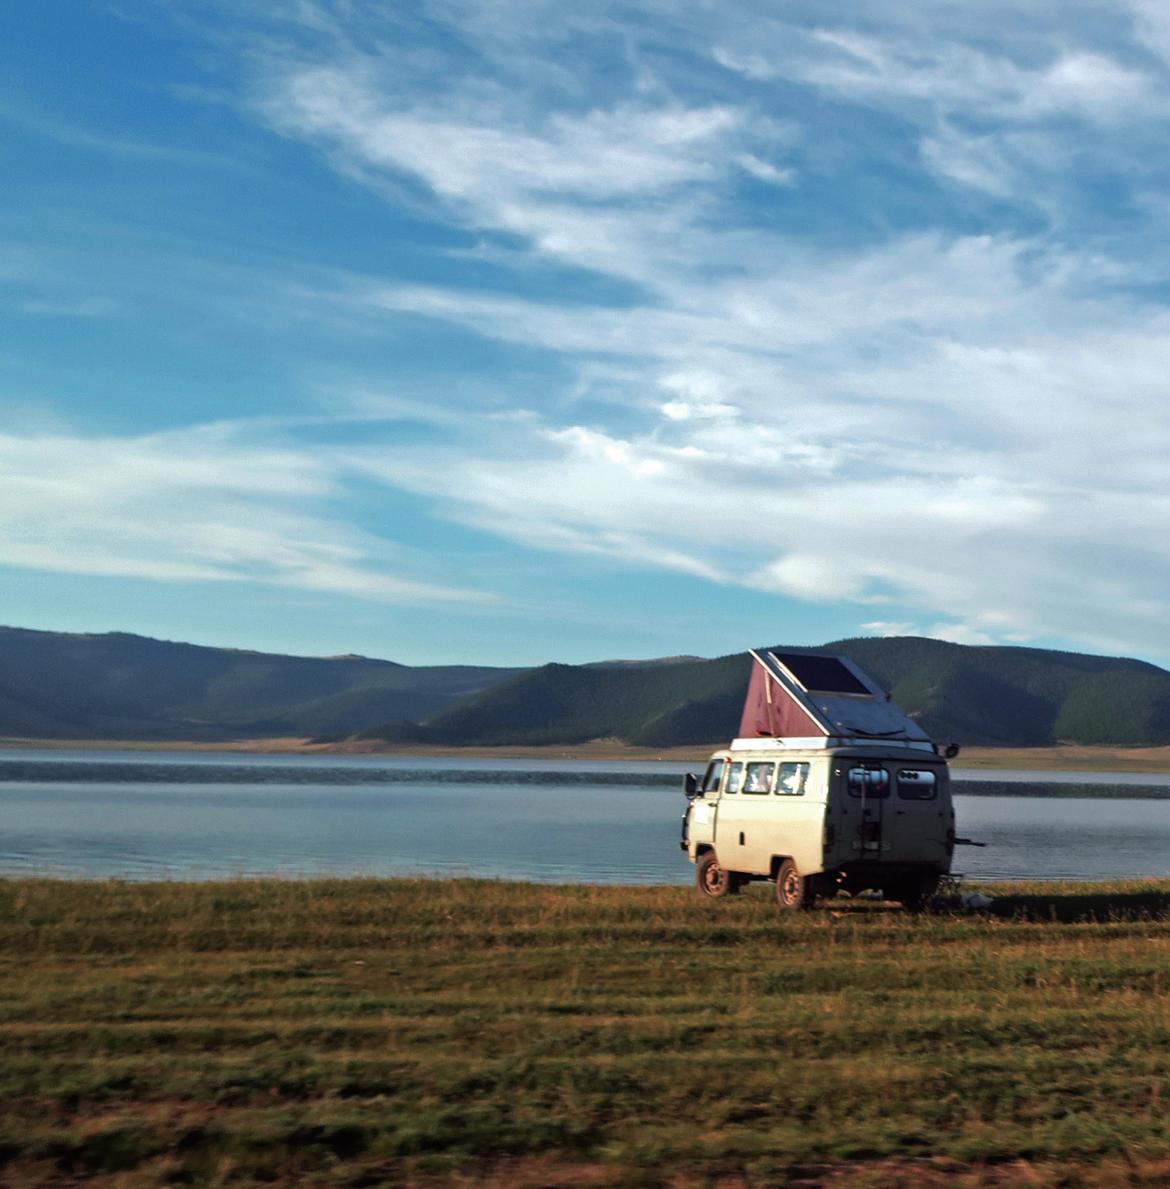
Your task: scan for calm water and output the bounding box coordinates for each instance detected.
[3,750,1170,883]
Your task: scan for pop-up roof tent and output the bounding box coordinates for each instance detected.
[734,649,935,752]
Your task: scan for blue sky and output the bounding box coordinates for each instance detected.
[6,2,1170,667]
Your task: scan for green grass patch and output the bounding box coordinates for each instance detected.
[5,877,1170,1184]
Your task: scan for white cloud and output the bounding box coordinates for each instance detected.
[749,554,871,602]
[715,24,1154,125]
[660,399,738,422]
[861,621,916,638]
[276,67,740,201]
[1132,0,1170,64]
[334,234,1170,659]
[712,12,1164,208]
[0,426,492,606]
[734,153,795,185]
[920,127,1017,198]
[256,52,799,292]
[26,0,1170,663]
[927,622,1000,648]
[298,176,1170,657]
[1029,52,1149,121]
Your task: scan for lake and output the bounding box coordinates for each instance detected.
[3,749,1170,883]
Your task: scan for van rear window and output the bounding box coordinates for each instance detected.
[847,767,889,798]
[897,769,937,800]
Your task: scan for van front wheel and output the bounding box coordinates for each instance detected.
[696,852,737,898]
[775,859,812,911]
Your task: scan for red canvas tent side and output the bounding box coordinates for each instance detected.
[737,659,827,738]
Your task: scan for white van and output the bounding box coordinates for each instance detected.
[681,649,958,909]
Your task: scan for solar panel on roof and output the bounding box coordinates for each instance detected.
[771,652,870,695]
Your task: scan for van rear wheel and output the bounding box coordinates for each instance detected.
[696,852,738,898]
[775,859,812,910]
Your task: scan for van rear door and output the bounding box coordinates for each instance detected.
[830,763,890,864]
[885,764,951,867]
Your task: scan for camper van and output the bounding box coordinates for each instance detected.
[681,649,958,909]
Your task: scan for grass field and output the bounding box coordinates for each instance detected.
[6,878,1170,1185]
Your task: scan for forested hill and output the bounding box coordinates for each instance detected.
[0,627,522,741]
[363,637,1170,749]
[5,626,1170,748]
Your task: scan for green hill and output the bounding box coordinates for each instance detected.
[6,627,1170,749]
[366,655,753,747]
[362,637,1170,749]
[0,627,522,741]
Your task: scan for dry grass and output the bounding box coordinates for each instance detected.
[4,877,1170,1184]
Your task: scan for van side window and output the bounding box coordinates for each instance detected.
[775,761,809,796]
[702,760,725,794]
[897,769,937,800]
[847,766,889,798]
[743,761,774,794]
[725,762,744,794]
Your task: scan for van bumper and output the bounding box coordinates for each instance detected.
[827,859,949,893]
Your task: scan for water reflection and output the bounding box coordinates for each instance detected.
[1,751,1169,883]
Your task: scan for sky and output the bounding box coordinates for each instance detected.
[5,2,1170,667]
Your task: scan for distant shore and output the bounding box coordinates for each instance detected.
[5,735,1170,772]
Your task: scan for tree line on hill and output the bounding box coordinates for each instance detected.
[2,625,1169,748]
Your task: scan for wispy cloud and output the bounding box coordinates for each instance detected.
[0,246,123,321]
[257,53,796,290]
[0,424,493,606]
[0,100,244,168]
[192,1,1170,657]
[716,31,1153,124]
[14,0,1170,662]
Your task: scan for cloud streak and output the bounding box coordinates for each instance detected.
[216,0,1170,657]
[0,424,492,606]
[14,0,1170,663]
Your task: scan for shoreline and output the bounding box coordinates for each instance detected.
[4,734,1170,772]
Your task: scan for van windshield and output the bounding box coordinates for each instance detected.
[702,760,725,793]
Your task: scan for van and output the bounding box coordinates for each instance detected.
[681,649,958,909]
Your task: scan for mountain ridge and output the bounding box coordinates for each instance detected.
[3,626,1170,748]
[0,626,521,741]
[363,635,1170,749]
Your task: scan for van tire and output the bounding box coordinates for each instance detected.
[696,852,737,898]
[775,859,811,910]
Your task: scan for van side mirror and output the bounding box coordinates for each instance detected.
[683,773,699,798]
